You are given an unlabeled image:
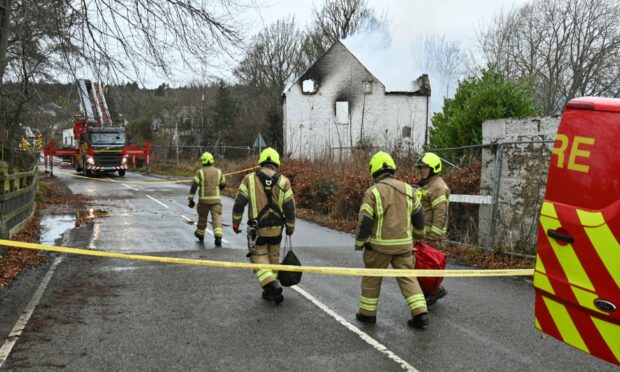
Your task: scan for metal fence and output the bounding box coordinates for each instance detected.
[431,139,555,256]
[0,166,38,253]
[150,145,256,166]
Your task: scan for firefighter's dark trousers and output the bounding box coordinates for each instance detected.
[359,249,427,317]
[196,203,223,238]
[250,237,282,287]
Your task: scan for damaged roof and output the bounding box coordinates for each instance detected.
[283,40,431,97]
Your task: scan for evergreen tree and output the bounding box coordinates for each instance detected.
[207,80,238,145]
[430,69,541,149]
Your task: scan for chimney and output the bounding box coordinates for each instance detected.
[412,74,431,96]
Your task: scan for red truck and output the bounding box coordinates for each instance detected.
[57,79,128,177]
[534,97,619,366]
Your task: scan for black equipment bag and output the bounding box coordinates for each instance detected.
[279,236,302,287]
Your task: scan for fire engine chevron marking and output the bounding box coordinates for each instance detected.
[542,296,589,354]
[576,209,620,289]
[539,203,594,291]
[533,257,554,295]
[591,316,620,363]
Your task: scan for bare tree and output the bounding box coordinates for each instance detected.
[414,34,467,98]
[0,0,248,84]
[0,0,249,169]
[480,0,620,113]
[234,17,308,152]
[235,17,306,93]
[302,0,390,65]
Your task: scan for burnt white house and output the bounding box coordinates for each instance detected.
[282,41,431,159]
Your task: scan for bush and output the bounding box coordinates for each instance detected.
[222,154,482,231]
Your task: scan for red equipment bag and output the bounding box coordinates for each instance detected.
[414,241,447,296]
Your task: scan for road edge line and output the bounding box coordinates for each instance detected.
[0,256,63,368]
[291,285,419,372]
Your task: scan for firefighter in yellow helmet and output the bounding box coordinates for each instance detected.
[355,151,429,328]
[416,152,450,305]
[232,147,296,305]
[188,152,226,246]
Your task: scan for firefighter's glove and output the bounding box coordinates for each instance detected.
[188,200,196,208]
[354,241,365,251]
[285,227,294,236]
[233,223,241,234]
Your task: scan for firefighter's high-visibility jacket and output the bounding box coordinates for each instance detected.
[418,174,450,239]
[188,166,226,205]
[355,174,425,254]
[232,166,295,237]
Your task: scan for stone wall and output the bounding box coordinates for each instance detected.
[478,117,561,253]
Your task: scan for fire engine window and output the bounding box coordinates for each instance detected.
[90,133,126,145]
[336,101,349,124]
[402,126,412,138]
[302,79,317,94]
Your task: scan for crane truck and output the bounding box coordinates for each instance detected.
[71,79,128,177]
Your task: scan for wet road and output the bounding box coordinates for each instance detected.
[0,168,616,371]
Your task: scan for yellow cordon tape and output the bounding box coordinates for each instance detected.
[53,166,259,185]
[0,239,535,278]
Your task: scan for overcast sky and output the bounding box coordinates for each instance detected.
[138,0,532,88]
[250,0,529,48]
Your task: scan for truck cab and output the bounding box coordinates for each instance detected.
[534,97,620,366]
[79,127,128,176]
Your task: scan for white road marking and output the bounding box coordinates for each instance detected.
[291,286,418,372]
[122,183,139,191]
[149,198,230,244]
[88,223,101,249]
[147,194,169,209]
[204,228,230,244]
[77,175,229,245]
[0,257,64,368]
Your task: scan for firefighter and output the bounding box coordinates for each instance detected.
[355,151,429,328]
[232,147,295,305]
[416,152,450,306]
[188,152,226,247]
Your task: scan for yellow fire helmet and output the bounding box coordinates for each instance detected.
[200,151,214,166]
[258,147,280,167]
[416,152,442,174]
[369,151,397,177]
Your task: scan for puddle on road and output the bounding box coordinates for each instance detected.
[40,213,76,245]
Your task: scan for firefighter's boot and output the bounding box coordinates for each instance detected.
[356,313,376,324]
[214,237,222,247]
[194,230,204,242]
[274,293,284,305]
[425,286,448,307]
[262,290,273,301]
[263,281,282,302]
[408,313,429,329]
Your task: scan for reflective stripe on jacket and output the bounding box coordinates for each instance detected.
[419,175,450,239]
[355,176,422,254]
[233,167,295,237]
[188,166,226,204]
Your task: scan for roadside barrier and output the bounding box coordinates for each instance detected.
[0,239,534,278]
[53,166,259,185]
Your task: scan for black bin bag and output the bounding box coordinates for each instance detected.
[279,236,302,287]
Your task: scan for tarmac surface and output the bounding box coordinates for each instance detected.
[0,167,617,371]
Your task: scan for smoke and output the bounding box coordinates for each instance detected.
[341,30,463,115]
[341,30,423,92]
